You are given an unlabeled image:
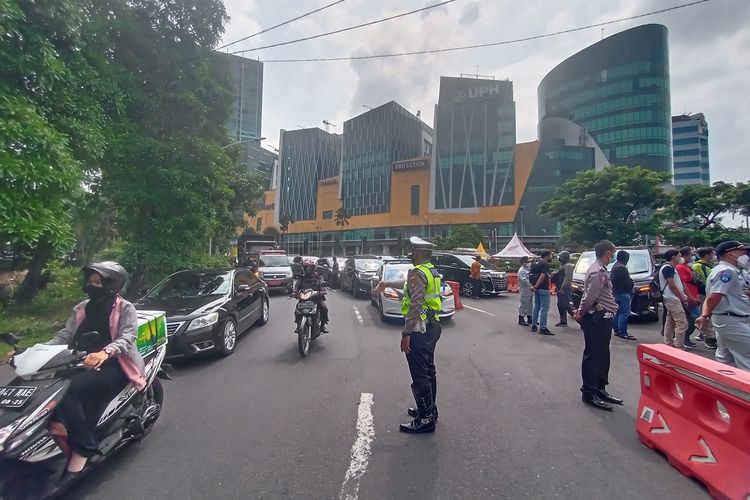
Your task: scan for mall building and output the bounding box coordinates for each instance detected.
[248,24,675,254]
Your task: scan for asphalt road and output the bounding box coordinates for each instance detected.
[3,290,711,499]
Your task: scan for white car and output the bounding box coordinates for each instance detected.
[370,260,455,321]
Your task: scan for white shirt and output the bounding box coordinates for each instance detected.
[660,263,684,301]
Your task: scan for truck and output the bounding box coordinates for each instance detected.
[235,232,278,267]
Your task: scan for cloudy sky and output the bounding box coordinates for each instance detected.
[219,0,749,184]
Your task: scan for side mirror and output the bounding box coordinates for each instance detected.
[75,331,102,352]
[236,284,251,293]
[371,276,381,283]
[0,333,20,346]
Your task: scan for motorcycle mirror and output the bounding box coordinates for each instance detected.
[0,333,20,345]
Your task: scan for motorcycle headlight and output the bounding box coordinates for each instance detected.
[187,312,220,331]
[299,290,313,300]
[256,271,264,278]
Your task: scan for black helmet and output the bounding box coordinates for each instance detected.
[558,251,570,264]
[82,261,128,295]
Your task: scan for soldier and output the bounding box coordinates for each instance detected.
[695,241,750,370]
[517,256,533,326]
[573,240,623,411]
[374,236,442,433]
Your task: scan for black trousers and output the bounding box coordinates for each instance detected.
[57,361,129,457]
[405,321,442,399]
[580,314,612,396]
[470,278,482,298]
[556,287,574,323]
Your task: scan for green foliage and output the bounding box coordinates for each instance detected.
[539,165,670,246]
[436,225,485,250]
[0,262,82,358]
[334,208,351,230]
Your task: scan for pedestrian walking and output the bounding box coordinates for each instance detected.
[691,247,718,348]
[518,256,533,326]
[373,236,442,433]
[660,249,691,350]
[470,255,483,299]
[677,246,700,348]
[553,251,575,327]
[611,250,637,340]
[574,240,622,412]
[695,241,750,371]
[529,250,553,335]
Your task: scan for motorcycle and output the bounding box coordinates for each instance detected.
[293,289,325,357]
[0,332,169,500]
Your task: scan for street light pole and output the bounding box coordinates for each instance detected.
[519,206,526,237]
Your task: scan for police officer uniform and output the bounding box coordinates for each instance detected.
[577,252,622,411]
[399,236,442,433]
[700,241,750,370]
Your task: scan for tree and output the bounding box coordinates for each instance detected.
[436,225,484,250]
[334,207,351,230]
[1,0,111,300]
[668,182,737,230]
[279,214,294,244]
[262,226,280,238]
[539,166,670,246]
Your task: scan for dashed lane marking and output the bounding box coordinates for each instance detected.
[353,306,364,325]
[339,392,374,500]
[462,304,496,317]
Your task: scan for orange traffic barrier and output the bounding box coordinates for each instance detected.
[506,272,519,293]
[446,281,462,310]
[636,343,750,500]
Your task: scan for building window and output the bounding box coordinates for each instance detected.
[256,217,263,232]
[322,210,333,219]
[410,185,420,216]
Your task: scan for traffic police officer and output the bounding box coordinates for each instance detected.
[374,236,442,433]
[695,241,750,370]
[573,240,623,411]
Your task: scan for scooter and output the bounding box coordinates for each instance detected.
[293,289,325,357]
[0,332,169,500]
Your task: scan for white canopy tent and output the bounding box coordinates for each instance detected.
[492,233,536,258]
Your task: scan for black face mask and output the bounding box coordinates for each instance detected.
[83,284,108,302]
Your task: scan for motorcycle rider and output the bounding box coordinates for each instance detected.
[45,261,146,479]
[292,258,329,333]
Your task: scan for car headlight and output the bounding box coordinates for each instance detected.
[383,288,400,300]
[285,270,293,278]
[256,271,264,278]
[187,312,220,331]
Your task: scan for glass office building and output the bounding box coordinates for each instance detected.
[672,113,709,189]
[538,24,672,175]
[341,101,432,216]
[278,128,342,221]
[433,77,516,210]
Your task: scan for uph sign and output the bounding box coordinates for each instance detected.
[393,157,429,171]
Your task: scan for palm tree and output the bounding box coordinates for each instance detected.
[334,207,351,253]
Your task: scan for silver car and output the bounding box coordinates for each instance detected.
[370,260,456,322]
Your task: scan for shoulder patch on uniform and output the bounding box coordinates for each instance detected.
[719,270,733,283]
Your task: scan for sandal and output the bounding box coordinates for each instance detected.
[617,334,637,341]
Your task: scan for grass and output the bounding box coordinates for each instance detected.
[0,262,83,361]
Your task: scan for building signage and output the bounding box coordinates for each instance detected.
[393,157,429,171]
[454,83,503,103]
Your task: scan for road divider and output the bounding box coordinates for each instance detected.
[636,343,750,500]
[446,281,463,309]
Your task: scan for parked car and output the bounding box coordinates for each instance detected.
[431,252,507,296]
[340,255,382,298]
[256,250,294,293]
[370,259,455,321]
[135,268,269,359]
[570,247,657,320]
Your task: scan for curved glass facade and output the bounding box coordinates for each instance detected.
[538,24,672,175]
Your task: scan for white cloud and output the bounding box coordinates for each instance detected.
[222,0,749,182]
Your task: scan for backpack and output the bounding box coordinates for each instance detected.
[690,262,709,287]
[648,264,669,302]
[551,268,565,288]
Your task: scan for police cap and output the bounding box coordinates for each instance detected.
[715,240,750,256]
[408,236,435,253]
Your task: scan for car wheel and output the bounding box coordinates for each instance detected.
[460,281,473,297]
[255,297,270,326]
[217,318,237,357]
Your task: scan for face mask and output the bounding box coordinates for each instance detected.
[83,284,108,301]
[677,257,685,264]
[710,256,718,263]
[738,254,750,270]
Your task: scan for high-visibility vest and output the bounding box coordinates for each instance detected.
[401,263,442,321]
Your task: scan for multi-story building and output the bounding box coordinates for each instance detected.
[538,24,672,175]
[432,77,516,210]
[341,101,432,216]
[672,113,709,189]
[276,127,342,222]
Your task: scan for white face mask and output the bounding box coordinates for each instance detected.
[738,254,750,270]
[677,257,685,264]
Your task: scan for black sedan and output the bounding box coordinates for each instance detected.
[135,268,269,359]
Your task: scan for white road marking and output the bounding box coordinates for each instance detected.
[353,306,364,324]
[339,392,375,500]
[462,304,496,317]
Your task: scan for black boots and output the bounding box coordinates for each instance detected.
[518,315,529,326]
[400,385,436,433]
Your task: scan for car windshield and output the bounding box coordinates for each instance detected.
[574,251,651,275]
[453,255,493,268]
[383,264,411,283]
[355,259,381,271]
[259,255,289,267]
[147,272,231,298]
